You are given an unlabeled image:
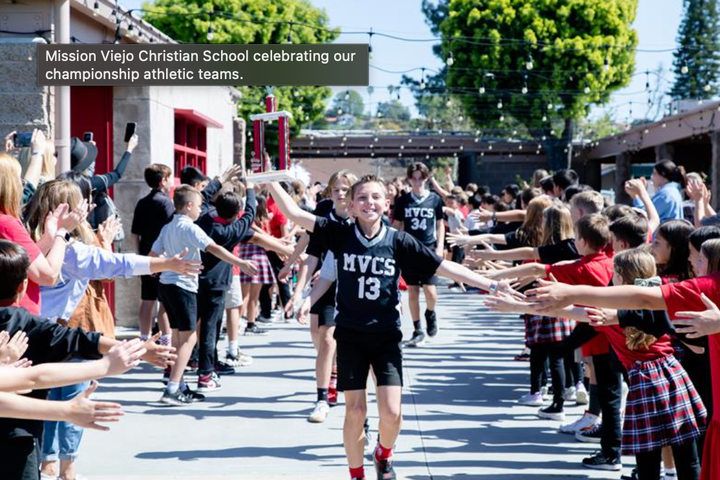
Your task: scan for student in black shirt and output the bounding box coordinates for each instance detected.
[0,240,175,480]
[131,164,175,346]
[392,163,445,347]
[266,175,515,480]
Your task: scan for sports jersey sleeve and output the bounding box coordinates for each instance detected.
[395,231,443,276]
[310,216,344,253]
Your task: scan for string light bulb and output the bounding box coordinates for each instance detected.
[584,86,590,94]
[93,1,99,15]
[446,51,454,67]
[525,54,534,71]
[344,90,350,100]
[497,100,503,109]
[478,85,485,94]
[603,58,610,71]
[207,26,214,41]
[521,81,528,95]
[681,62,689,75]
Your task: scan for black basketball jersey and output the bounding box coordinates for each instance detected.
[312,218,443,332]
[393,191,444,247]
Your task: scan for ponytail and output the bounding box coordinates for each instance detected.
[655,159,687,188]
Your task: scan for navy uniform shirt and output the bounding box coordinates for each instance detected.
[131,189,175,256]
[311,218,443,332]
[393,191,444,248]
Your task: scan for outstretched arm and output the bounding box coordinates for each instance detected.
[469,246,539,262]
[266,182,317,232]
[527,280,666,311]
[436,260,501,293]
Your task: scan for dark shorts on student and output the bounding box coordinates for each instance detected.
[311,283,337,327]
[158,282,197,332]
[334,326,403,391]
[140,274,159,301]
[402,270,439,286]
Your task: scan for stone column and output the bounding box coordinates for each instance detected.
[655,143,675,162]
[615,152,632,205]
[711,132,720,211]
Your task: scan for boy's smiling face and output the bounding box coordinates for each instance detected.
[349,182,389,225]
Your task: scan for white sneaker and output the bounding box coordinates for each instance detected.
[564,386,577,402]
[559,411,600,434]
[540,385,550,400]
[308,400,330,423]
[226,349,253,367]
[518,392,544,406]
[575,382,589,405]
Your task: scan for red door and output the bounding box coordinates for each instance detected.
[70,86,116,316]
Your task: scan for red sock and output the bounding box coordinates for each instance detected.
[375,443,393,462]
[349,465,365,479]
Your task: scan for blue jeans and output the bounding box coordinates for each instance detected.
[41,381,90,462]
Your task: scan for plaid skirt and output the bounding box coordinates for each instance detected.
[623,354,707,454]
[525,315,575,346]
[239,243,275,284]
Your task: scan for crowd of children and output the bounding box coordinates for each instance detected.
[1,126,719,480]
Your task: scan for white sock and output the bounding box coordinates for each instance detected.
[167,381,180,394]
[228,341,238,354]
[140,334,149,342]
[160,334,171,347]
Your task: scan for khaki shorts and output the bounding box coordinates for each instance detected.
[225,275,243,309]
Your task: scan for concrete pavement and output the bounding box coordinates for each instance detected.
[77,287,630,479]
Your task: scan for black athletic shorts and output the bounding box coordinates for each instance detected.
[140,275,159,301]
[334,326,403,391]
[311,281,336,327]
[158,283,197,332]
[402,269,439,286]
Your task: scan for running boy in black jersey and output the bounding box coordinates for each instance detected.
[266,175,513,480]
[392,163,444,347]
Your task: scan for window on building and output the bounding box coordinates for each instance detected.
[174,113,207,179]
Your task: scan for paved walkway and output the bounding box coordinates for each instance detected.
[78,287,629,479]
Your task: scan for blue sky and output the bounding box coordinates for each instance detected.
[126,0,684,125]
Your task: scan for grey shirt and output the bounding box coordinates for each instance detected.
[151,214,213,293]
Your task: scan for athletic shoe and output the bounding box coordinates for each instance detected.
[582,451,622,471]
[373,454,397,480]
[402,330,426,348]
[182,385,206,402]
[328,387,338,407]
[185,360,199,373]
[575,382,589,405]
[518,392,544,406]
[563,386,577,402]
[537,403,565,421]
[308,400,330,423]
[514,347,531,361]
[214,361,236,376]
[364,420,373,453]
[559,411,600,434]
[197,372,222,393]
[621,468,639,480]
[162,366,171,385]
[226,350,253,367]
[256,315,274,324]
[244,323,269,336]
[160,389,193,406]
[576,423,603,443]
[425,310,438,337]
[664,468,677,480]
[540,385,550,400]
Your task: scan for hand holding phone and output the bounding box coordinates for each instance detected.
[124,122,137,143]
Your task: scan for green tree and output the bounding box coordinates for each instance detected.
[670,0,720,100]
[376,100,411,122]
[420,0,638,170]
[142,0,339,137]
[327,89,365,117]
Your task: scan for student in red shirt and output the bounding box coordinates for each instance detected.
[488,213,623,470]
[528,243,720,480]
[492,248,707,479]
[0,154,87,314]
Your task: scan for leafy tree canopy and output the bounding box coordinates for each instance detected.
[419,0,639,169]
[143,0,339,135]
